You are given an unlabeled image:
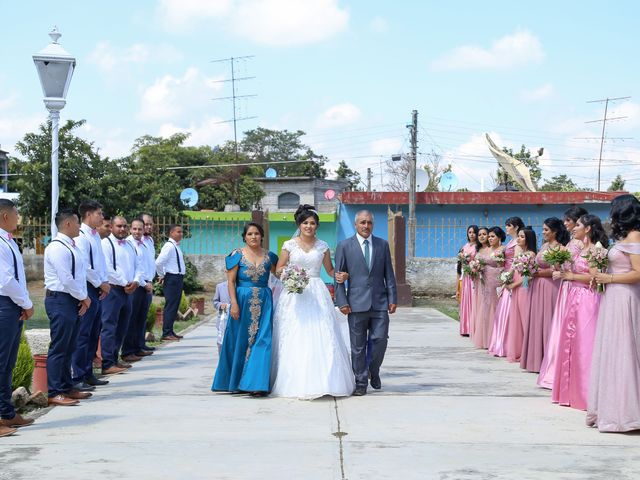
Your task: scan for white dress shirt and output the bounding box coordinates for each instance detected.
[128,234,156,282]
[75,223,109,289]
[0,227,33,309]
[356,233,373,270]
[44,233,88,301]
[102,234,146,287]
[156,238,185,276]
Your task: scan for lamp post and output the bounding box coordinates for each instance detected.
[33,27,76,237]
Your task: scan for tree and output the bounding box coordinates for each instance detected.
[241,128,327,178]
[607,174,626,192]
[384,154,410,192]
[335,160,362,191]
[539,174,580,192]
[423,150,452,192]
[495,145,542,190]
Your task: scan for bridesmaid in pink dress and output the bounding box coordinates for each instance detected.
[587,195,640,432]
[472,227,499,348]
[521,218,570,372]
[505,228,537,363]
[537,206,589,388]
[471,227,490,344]
[489,217,524,357]
[459,225,479,336]
[551,214,609,410]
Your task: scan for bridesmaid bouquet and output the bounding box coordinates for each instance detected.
[457,251,472,266]
[497,271,513,296]
[490,249,505,266]
[281,264,310,294]
[513,253,538,288]
[464,258,485,283]
[542,246,572,271]
[583,242,609,293]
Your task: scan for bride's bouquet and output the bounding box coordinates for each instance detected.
[583,241,609,293]
[281,264,310,294]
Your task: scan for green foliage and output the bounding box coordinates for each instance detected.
[146,303,157,332]
[183,259,203,294]
[179,291,189,315]
[539,174,580,192]
[607,174,626,192]
[12,330,34,391]
[335,160,362,191]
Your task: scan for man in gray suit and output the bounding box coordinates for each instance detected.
[334,210,397,396]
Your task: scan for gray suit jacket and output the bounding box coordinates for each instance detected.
[334,235,397,313]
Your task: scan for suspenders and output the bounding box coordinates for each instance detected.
[106,237,117,270]
[51,240,76,279]
[0,235,19,281]
[79,230,94,269]
[172,243,183,274]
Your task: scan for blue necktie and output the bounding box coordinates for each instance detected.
[363,239,370,271]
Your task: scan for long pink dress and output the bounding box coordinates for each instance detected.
[505,269,530,362]
[472,248,502,349]
[551,253,601,410]
[537,238,584,388]
[459,242,477,336]
[521,245,560,372]
[488,239,516,357]
[587,243,640,432]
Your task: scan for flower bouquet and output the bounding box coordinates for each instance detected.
[281,264,310,294]
[497,271,513,297]
[457,251,472,267]
[542,246,573,271]
[583,241,609,293]
[490,249,505,267]
[513,253,538,288]
[463,258,485,284]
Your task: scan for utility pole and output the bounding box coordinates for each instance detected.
[584,96,630,191]
[366,168,372,191]
[408,110,418,257]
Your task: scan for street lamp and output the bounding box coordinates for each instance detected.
[33,27,76,237]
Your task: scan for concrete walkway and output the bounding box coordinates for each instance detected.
[2,308,638,480]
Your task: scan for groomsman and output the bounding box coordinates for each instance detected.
[156,224,185,341]
[44,209,92,406]
[72,200,110,389]
[121,218,154,361]
[97,215,112,239]
[100,216,145,374]
[0,200,34,435]
[140,213,156,352]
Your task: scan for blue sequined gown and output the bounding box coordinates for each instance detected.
[212,250,277,393]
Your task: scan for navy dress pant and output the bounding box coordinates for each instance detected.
[72,284,101,383]
[100,287,132,369]
[122,287,151,356]
[0,296,23,419]
[162,273,184,337]
[46,292,81,397]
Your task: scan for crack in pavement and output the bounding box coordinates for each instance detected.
[332,397,348,480]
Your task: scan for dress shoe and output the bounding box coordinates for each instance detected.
[1,413,34,428]
[86,375,109,386]
[172,332,184,339]
[0,425,17,437]
[161,335,180,342]
[48,394,80,406]
[121,354,142,363]
[136,350,153,357]
[117,361,132,369]
[353,386,367,396]
[66,389,92,400]
[142,345,156,351]
[72,381,96,392]
[370,374,382,390]
[102,366,127,375]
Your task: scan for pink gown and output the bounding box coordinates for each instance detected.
[505,269,530,362]
[537,238,583,388]
[587,243,640,432]
[472,249,502,349]
[551,253,600,410]
[488,239,516,356]
[459,243,477,336]
[521,246,560,372]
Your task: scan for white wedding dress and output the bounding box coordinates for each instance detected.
[270,239,355,399]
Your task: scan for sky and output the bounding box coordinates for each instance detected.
[1,0,640,192]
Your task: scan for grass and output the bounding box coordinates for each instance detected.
[413,296,460,321]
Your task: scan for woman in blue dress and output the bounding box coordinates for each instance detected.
[212,222,277,395]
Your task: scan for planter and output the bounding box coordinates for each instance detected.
[155,307,164,328]
[190,298,205,315]
[32,354,48,395]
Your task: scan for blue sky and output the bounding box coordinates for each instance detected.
[1,0,639,192]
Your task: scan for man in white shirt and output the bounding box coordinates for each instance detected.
[155,224,185,341]
[44,209,92,406]
[122,218,155,361]
[140,214,156,353]
[72,200,111,389]
[0,200,34,436]
[100,216,145,374]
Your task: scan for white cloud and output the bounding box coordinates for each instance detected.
[158,117,233,147]
[369,16,389,34]
[521,83,554,102]
[0,93,43,153]
[431,30,545,71]
[156,0,348,46]
[316,103,361,129]
[138,67,223,122]
[88,41,182,73]
[370,137,402,156]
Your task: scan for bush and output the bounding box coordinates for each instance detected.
[12,330,34,391]
[146,303,157,332]
[183,259,203,294]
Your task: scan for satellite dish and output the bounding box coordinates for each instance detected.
[180,188,199,208]
[324,189,336,200]
[439,172,458,191]
[265,168,277,178]
[414,169,429,191]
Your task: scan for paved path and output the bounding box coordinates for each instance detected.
[2,308,638,480]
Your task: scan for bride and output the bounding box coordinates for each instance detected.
[270,205,355,399]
